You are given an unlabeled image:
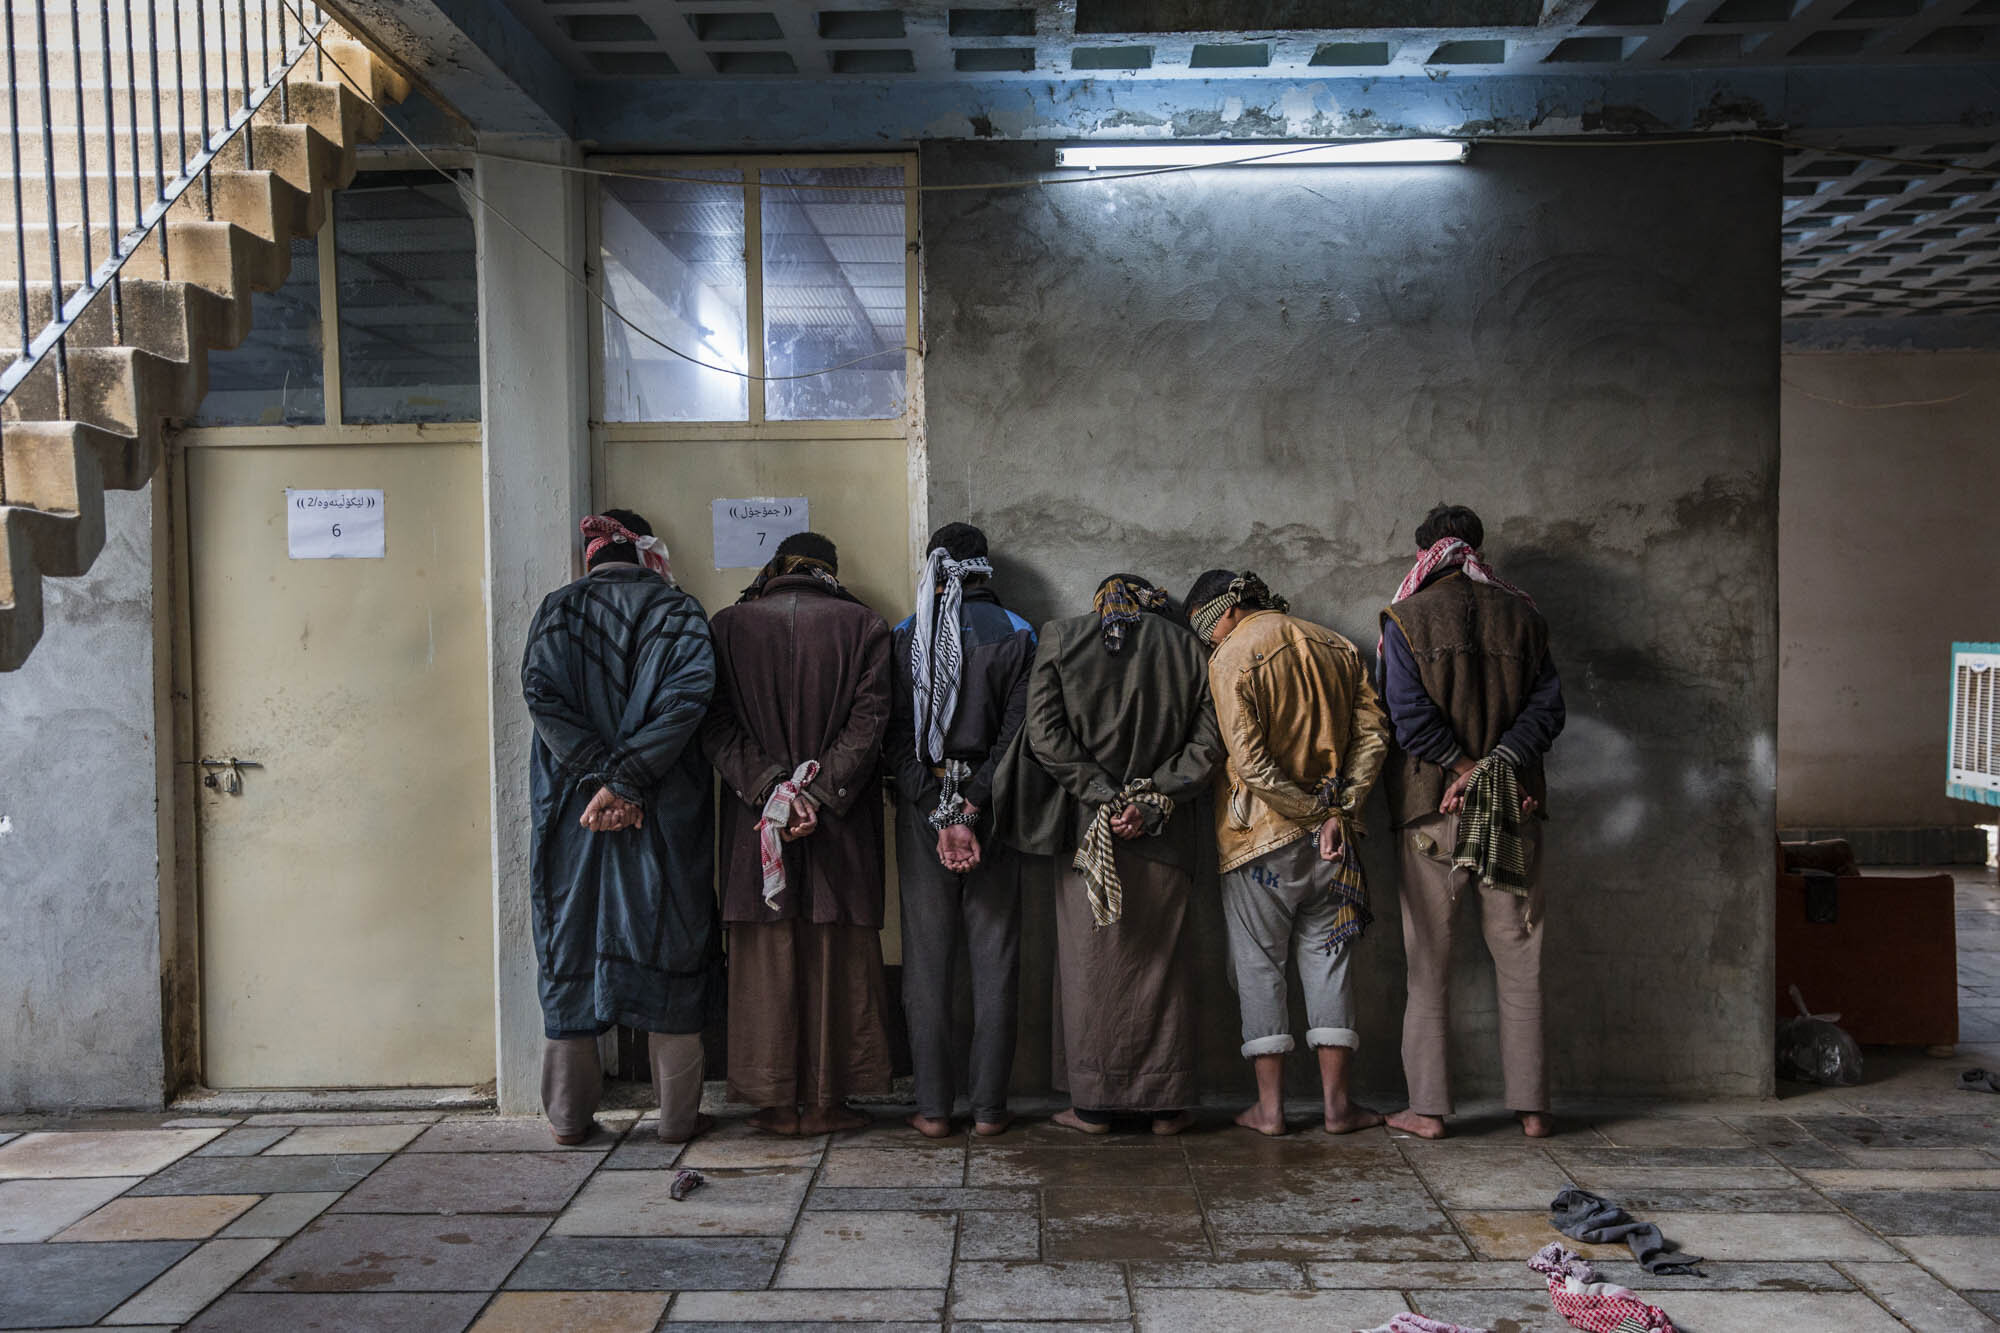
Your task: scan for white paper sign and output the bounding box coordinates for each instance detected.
[711,497,808,570]
[286,488,385,560]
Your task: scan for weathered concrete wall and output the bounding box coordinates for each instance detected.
[1779,350,2000,832]
[0,488,165,1112]
[922,141,1780,1103]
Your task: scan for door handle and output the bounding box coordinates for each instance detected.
[198,757,263,796]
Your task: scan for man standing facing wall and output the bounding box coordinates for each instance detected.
[703,533,896,1136]
[888,523,1037,1139]
[1186,570,1390,1137]
[522,510,720,1146]
[1379,504,1566,1140]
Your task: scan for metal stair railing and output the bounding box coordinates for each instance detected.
[1,0,331,420]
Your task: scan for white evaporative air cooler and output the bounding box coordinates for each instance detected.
[1950,642,2000,809]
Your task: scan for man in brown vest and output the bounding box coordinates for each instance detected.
[1379,504,1565,1140]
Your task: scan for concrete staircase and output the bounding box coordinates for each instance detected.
[0,30,412,671]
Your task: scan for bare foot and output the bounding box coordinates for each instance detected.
[749,1107,801,1136]
[973,1112,1015,1137]
[1233,1104,1287,1137]
[1051,1107,1110,1136]
[1324,1104,1386,1135]
[1385,1109,1448,1139]
[658,1113,715,1145]
[907,1112,954,1139]
[551,1121,600,1146]
[1519,1112,1555,1139]
[800,1106,870,1135]
[1152,1110,1196,1136]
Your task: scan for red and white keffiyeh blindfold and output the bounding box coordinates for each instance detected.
[581,515,672,581]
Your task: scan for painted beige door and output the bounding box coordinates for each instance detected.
[189,440,494,1088]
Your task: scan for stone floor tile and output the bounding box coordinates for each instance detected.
[179,1291,489,1332]
[1585,1116,1750,1148]
[506,1236,783,1290]
[1179,1126,1400,1166]
[1844,1260,2000,1331]
[1836,1146,2000,1169]
[410,1119,617,1154]
[1798,1114,1998,1152]
[1399,1145,1572,1208]
[265,1123,428,1156]
[949,1261,1130,1321]
[1591,1260,1855,1291]
[827,1118,965,1149]
[0,1176,141,1243]
[1307,1260,1541,1288]
[0,1240,195,1329]
[1546,1145,1776,1171]
[0,1133,15,1146]
[969,1145,1188,1187]
[667,1289,944,1321]
[1193,1166,1449,1238]
[1645,1211,1900,1260]
[956,1211,1039,1261]
[1591,1185,1836,1213]
[1828,1188,2000,1235]
[1644,1291,1909,1331]
[126,1153,388,1196]
[1132,1287,1405,1332]
[332,1151,602,1215]
[102,1238,280,1325]
[806,1187,1035,1212]
[470,1291,668,1332]
[1044,1186,1211,1261]
[194,1128,294,1158]
[1562,1164,1800,1192]
[993,1119,1181,1149]
[0,1129,222,1179]
[241,1112,444,1127]
[242,1214,546,1293]
[1722,1115,1851,1168]
[54,1193,260,1241]
[1454,1210,1616,1263]
[678,1121,828,1169]
[1802,1168,2000,1190]
[775,1210,956,1288]
[162,1118,243,1129]
[667,1323,939,1332]
[1408,1289,1566,1331]
[1216,1231,1471,1262]
[603,1135,686,1171]
[553,1166,811,1237]
[953,1324,1131,1333]
[1894,1235,2000,1288]
[217,1192,340,1239]
[1129,1259,1306,1288]
[1969,1291,2000,1319]
[819,1146,965,1188]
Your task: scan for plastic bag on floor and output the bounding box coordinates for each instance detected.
[1775,985,1863,1086]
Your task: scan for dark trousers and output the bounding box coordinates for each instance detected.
[896,801,1022,1123]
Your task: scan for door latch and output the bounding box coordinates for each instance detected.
[198,757,262,795]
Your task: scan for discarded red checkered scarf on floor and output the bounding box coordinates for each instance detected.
[1380,536,1534,657]
[1528,1243,1677,1333]
[581,513,673,581]
[1355,1312,1492,1333]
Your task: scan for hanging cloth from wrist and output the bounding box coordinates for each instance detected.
[1073,779,1174,927]
[756,760,819,912]
[1452,754,1532,896]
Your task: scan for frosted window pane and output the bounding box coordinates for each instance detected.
[761,167,906,421]
[336,172,482,423]
[188,234,323,426]
[601,171,749,422]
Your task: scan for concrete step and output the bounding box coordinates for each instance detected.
[3,342,205,437]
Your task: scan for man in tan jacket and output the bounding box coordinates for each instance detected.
[1187,570,1391,1136]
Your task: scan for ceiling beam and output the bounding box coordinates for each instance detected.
[321,0,576,139]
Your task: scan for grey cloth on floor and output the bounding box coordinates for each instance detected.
[1549,1186,1705,1276]
[1960,1068,2000,1093]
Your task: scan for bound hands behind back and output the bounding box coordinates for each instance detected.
[1438,756,1540,816]
[937,807,982,873]
[580,786,644,832]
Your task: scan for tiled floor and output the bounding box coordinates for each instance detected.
[2,866,1996,1333]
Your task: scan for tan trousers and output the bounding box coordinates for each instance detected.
[1397,811,1546,1116]
[541,1032,706,1141]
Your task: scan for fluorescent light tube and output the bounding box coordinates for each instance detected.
[1054,140,1469,169]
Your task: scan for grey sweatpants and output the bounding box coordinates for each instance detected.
[896,801,1022,1123]
[1220,835,1361,1059]
[542,1031,705,1141]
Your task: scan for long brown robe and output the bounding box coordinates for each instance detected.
[996,610,1222,1112]
[702,573,895,1108]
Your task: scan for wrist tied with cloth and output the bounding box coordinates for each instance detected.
[1315,774,1373,953]
[1073,778,1174,927]
[1451,754,1532,896]
[928,758,978,831]
[756,760,819,911]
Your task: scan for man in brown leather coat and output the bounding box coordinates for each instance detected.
[702,532,895,1136]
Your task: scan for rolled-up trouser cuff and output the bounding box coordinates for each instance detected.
[1307,1026,1360,1052]
[1241,1034,1295,1058]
